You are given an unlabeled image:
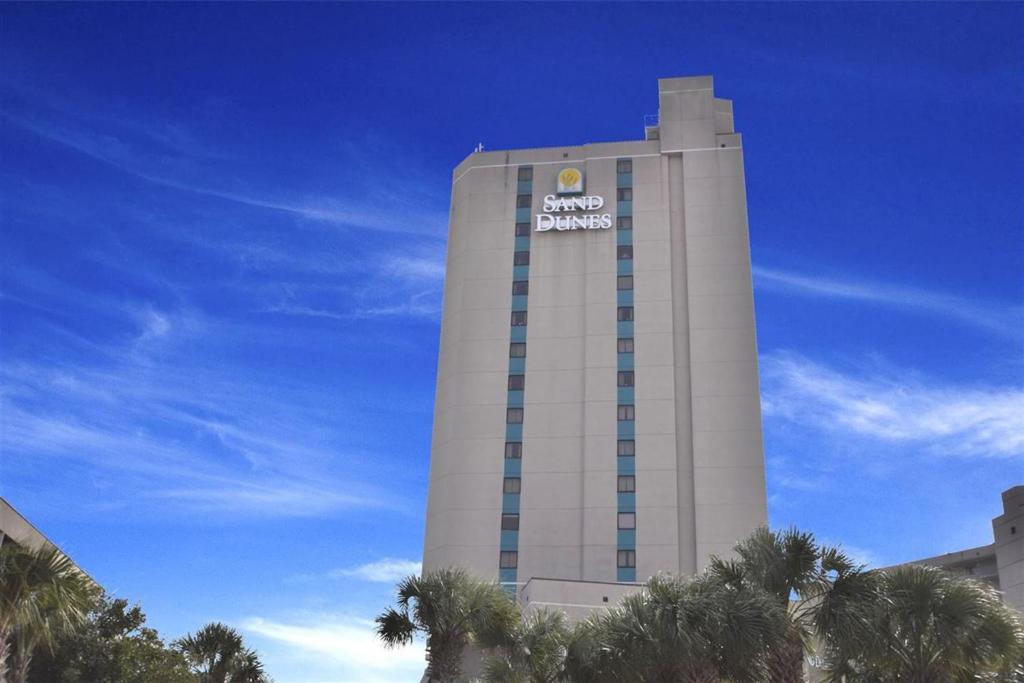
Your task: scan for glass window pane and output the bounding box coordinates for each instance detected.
[617,475,636,492]
[501,514,520,530]
[510,342,526,357]
[617,275,633,290]
[617,245,633,260]
[617,338,634,353]
[617,216,633,230]
[516,194,532,208]
[617,440,635,456]
[512,281,529,295]
[505,442,522,459]
[503,477,521,494]
[518,167,533,182]
[508,375,525,390]
[618,512,636,529]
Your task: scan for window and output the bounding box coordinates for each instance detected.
[508,374,525,391]
[617,475,636,492]
[616,159,632,174]
[501,514,520,531]
[515,222,531,236]
[514,251,530,266]
[512,281,529,295]
[518,167,533,182]
[511,311,528,326]
[617,549,636,568]
[617,216,633,230]
[617,307,634,322]
[505,442,522,459]
[516,194,532,208]
[617,245,633,260]
[617,440,636,456]
[618,512,636,529]
[500,551,518,568]
[617,371,635,387]
[618,405,635,421]
[617,338,634,353]
[507,407,523,424]
[510,342,526,358]
[617,188,632,202]
[617,275,633,291]
[503,477,521,494]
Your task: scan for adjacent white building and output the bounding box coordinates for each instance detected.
[422,75,768,605]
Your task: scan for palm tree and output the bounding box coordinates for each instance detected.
[819,564,1024,681]
[480,608,569,683]
[376,567,520,682]
[0,541,96,683]
[711,527,848,683]
[586,573,786,682]
[175,622,270,683]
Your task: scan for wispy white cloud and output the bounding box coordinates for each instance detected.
[753,265,1023,338]
[332,558,421,584]
[4,110,447,237]
[761,352,1024,457]
[242,614,425,683]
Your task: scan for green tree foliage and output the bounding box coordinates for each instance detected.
[481,609,570,683]
[174,623,271,683]
[375,567,520,683]
[28,596,194,683]
[580,573,786,682]
[0,542,96,683]
[818,564,1024,681]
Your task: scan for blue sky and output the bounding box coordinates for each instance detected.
[1,3,1021,682]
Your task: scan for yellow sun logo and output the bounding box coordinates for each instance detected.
[559,168,581,188]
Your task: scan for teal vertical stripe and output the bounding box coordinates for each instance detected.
[616,230,633,245]
[502,169,531,584]
[617,320,634,337]
[617,529,636,548]
[617,289,634,306]
[617,421,635,439]
[617,568,636,582]
[617,456,635,475]
[617,200,633,216]
[617,492,636,512]
[617,260,633,276]
[616,173,633,189]
[618,352,634,370]
[617,386,635,403]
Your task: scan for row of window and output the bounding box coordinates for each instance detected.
[504,440,633,459]
[512,340,633,357]
[498,507,634,533]
[514,244,632,268]
[509,406,634,424]
[501,550,636,570]
[520,307,634,324]
[503,552,637,570]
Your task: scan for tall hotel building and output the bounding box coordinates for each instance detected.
[423,76,768,606]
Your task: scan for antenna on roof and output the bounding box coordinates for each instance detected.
[474,142,485,153]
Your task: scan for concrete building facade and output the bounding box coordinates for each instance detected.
[422,75,767,596]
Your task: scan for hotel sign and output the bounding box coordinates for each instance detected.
[535,167,613,232]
